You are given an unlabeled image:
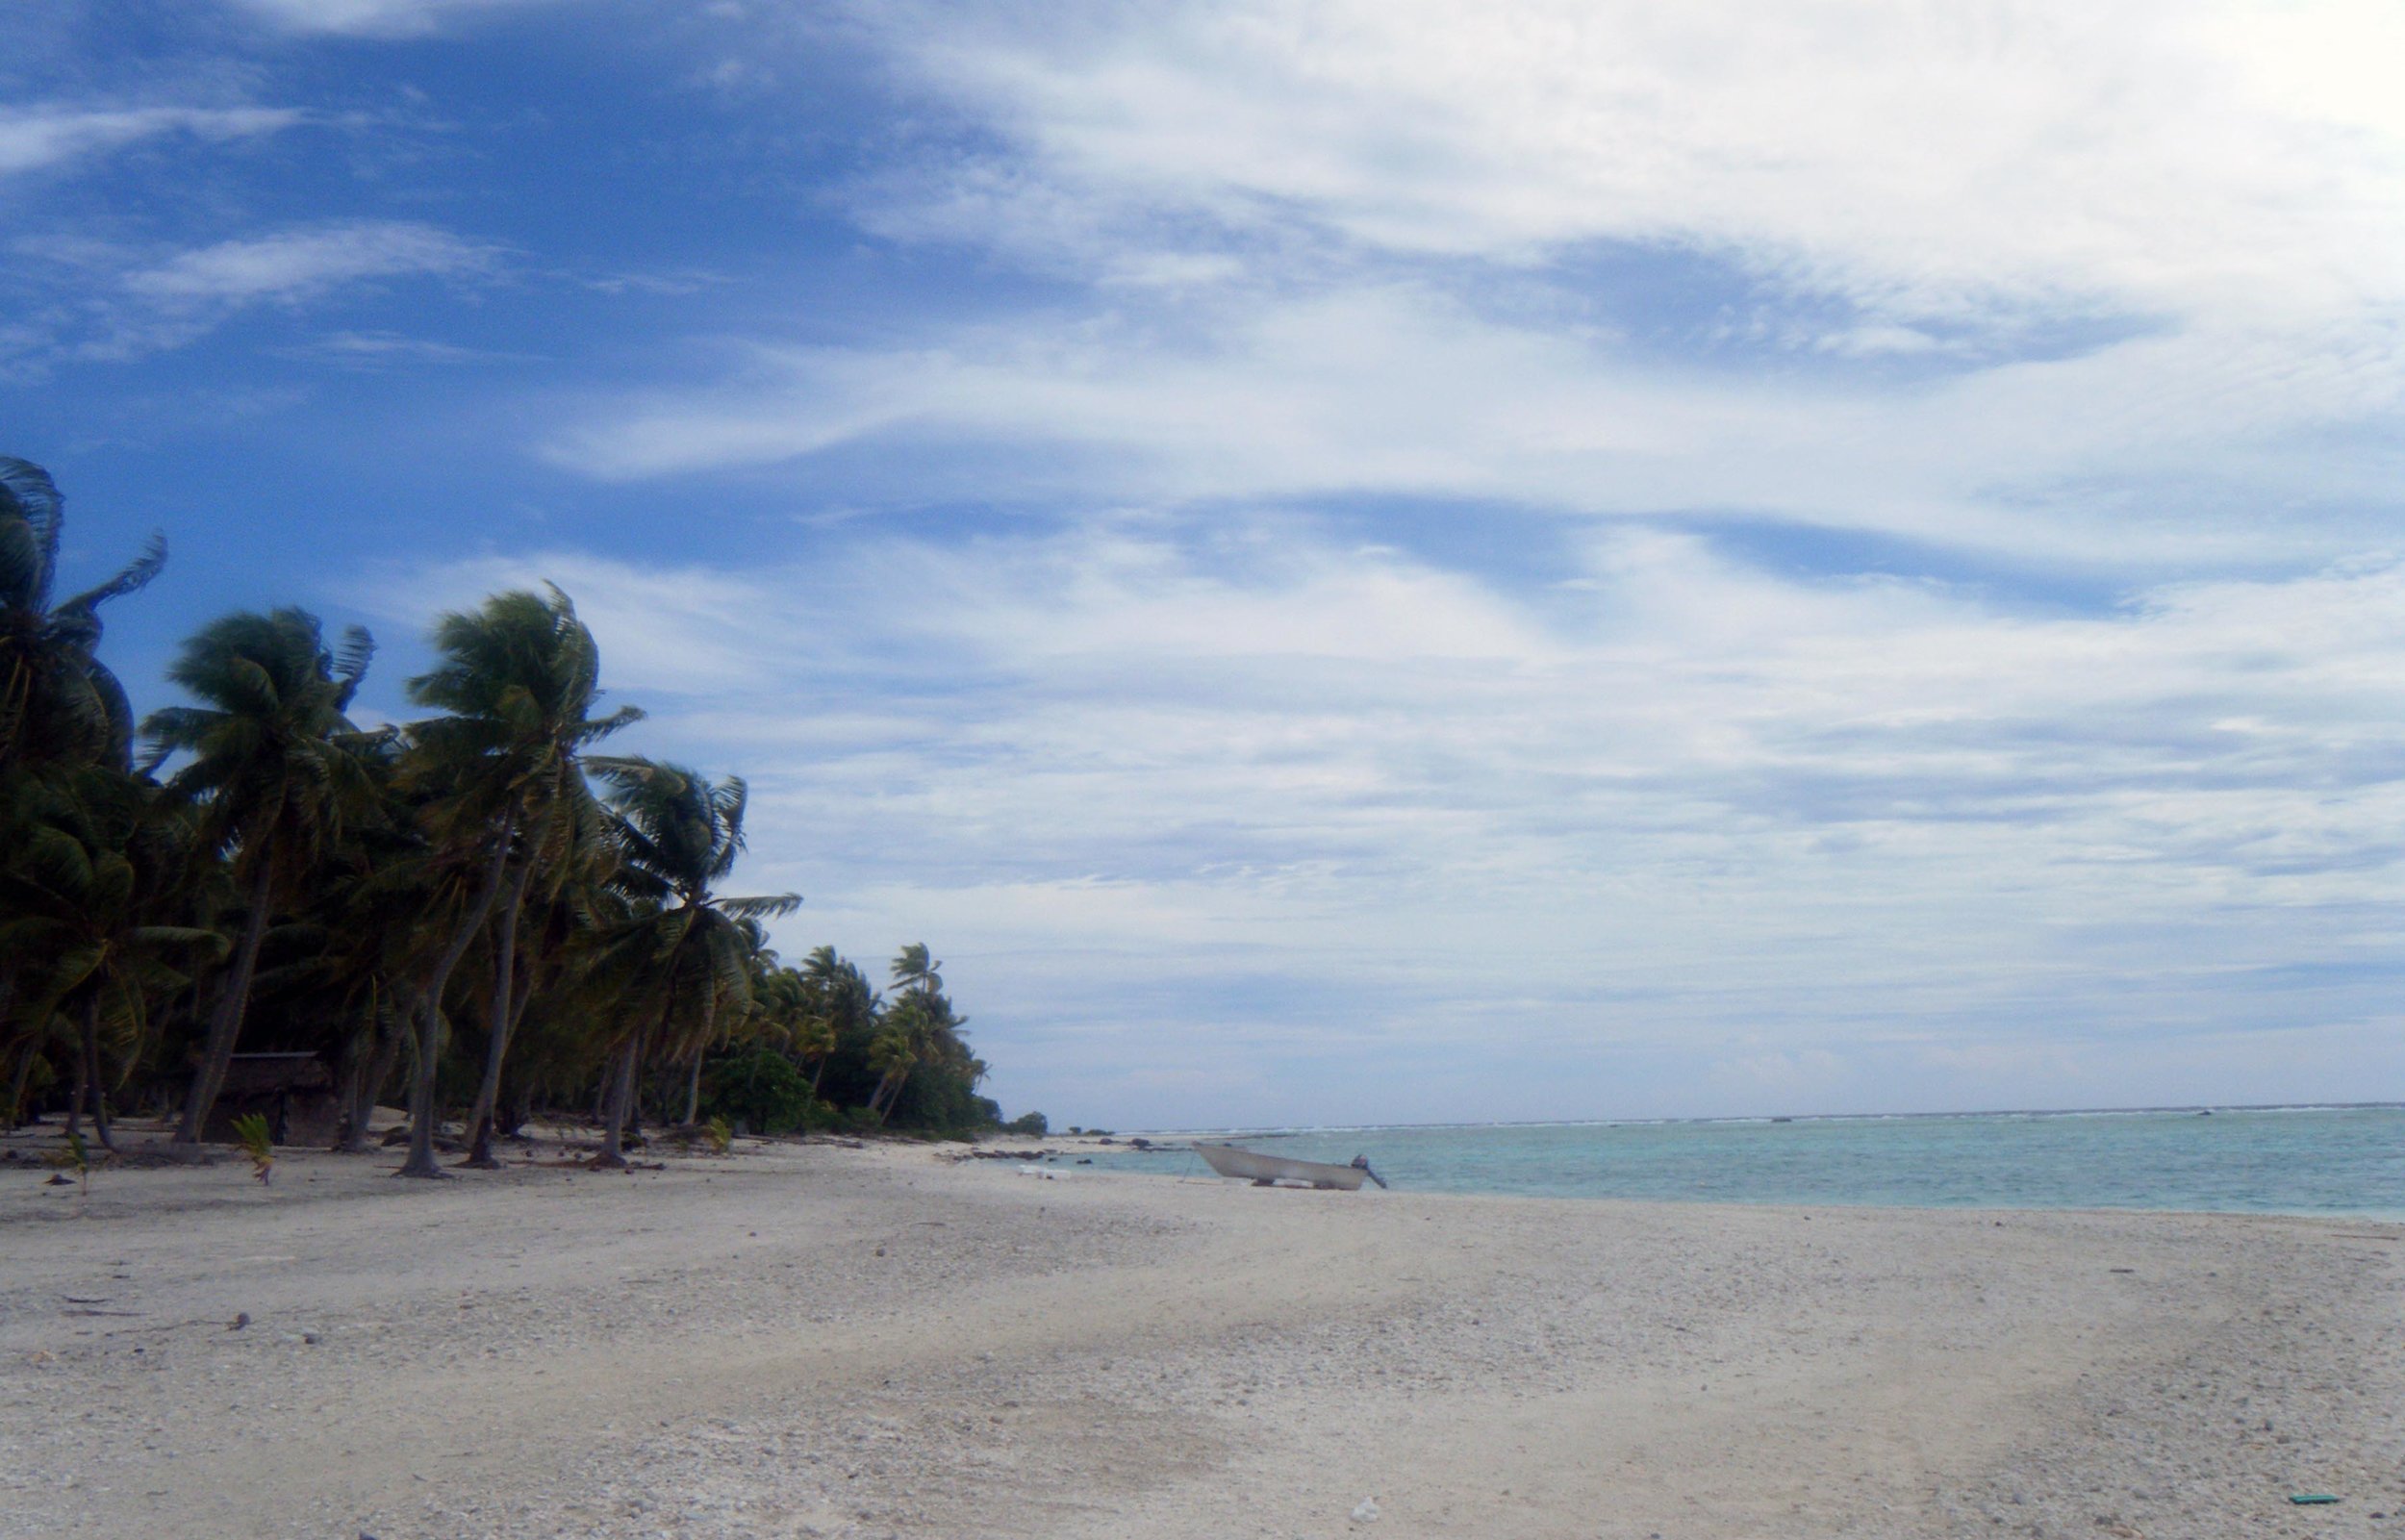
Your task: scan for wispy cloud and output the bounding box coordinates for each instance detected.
[544,0,2405,576]
[124,220,499,304]
[0,104,301,178]
[0,220,504,373]
[858,0,2405,327]
[228,0,575,38]
[547,284,2392,568]
[275,330,538,367]
[9,220,513,364]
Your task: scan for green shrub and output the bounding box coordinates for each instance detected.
[698,1048,829,1136]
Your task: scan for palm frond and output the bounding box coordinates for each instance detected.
[332,624,375,710]
[55,531,167,619]
[719,892,802,921]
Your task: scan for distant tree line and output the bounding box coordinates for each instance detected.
[0,457,1039,1173]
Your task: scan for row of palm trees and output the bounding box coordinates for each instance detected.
[1,456,1007,1174]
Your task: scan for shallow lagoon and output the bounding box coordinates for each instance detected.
[1093,1104,2405,1217]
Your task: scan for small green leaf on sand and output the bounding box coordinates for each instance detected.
[2289,1494,2341,1505]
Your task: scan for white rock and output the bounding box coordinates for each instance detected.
[1350,1497,1380,1523]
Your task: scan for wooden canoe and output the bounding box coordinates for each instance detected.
[1194,1143,1370,1190]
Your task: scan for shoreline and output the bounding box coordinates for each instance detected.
[1029,1116,2405,1226]
[1109,1098,2405,1135]
[14,1116,2400,1221]
[5,1125,2401,1538]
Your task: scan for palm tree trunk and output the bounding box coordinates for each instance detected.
[343,997,407,1153]
[397,812,517,1179]
[0,974,21,1126]
[333,1035,365,1151]
[64,1027,88,1147]
[174,858,276,1149]
[868,1068,902,1123]
[5,1042,35,1129]
[675,981,719,1128]
[877,1066,912,1125]
[594,1032,641,1169]
[494,957,534,1132]
[463,807,545,1168]
[808,1055,826,1099]
[81,997,115,1154]
[398,1000,448,1177]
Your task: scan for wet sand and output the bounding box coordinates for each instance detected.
[3,1125,2399,1538]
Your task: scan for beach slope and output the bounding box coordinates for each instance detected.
[2,1137,2398,1538]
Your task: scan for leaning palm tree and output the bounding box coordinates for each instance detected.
[586,760,797,1168]
[486,793,627,1140]
[141,608,379,1150]
[864,1007,921,1124]
[0,457,165,772]
[409,587,645,1164]
[798,944,878,1100]
[392,587,642,1175]
[381,751,519,1179]
[867,984,970,1124]
[891,942,941,1002]
[0,458,165,1093]
[751,961,838,1097]
[868,943,955,1123]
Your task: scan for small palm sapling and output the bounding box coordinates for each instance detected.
[232,1112,274,1184]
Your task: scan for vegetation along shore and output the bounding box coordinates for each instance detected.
[0,456,1041,1168]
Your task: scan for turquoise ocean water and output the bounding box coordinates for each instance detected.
[1083,1105,2405,1218]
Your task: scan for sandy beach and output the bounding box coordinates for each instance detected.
[3,1128,2399,1539]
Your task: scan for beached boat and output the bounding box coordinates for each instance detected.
[1194,1143,1380,1190]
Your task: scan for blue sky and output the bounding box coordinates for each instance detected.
[8,0,2405,1127]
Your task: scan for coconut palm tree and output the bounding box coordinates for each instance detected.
[383,754,519,1180]
[750,960,838,1098]
[0,769,221,1149]
[396,587,642,1173]
[586,760,797,1168]
[891,943,940,1002]
[141,608,379,1150]
[868,943,961,1123]
[481,792,626,1140]
[864,1007,919,1123]
[0,458,165,1108]
[671,915,775,1125]
[797,944,881,1106]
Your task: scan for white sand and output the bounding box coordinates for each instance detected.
[3,1125,2399,1538]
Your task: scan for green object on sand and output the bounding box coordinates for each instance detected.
[2288,1494,2340,1505]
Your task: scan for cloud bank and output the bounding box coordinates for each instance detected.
[377,514,2405,1123]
